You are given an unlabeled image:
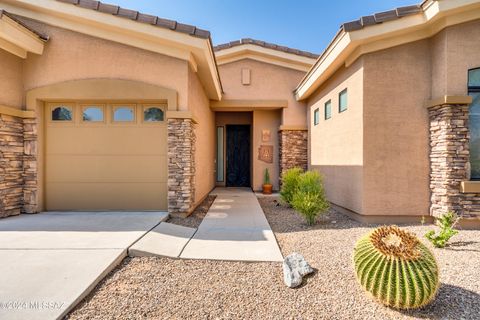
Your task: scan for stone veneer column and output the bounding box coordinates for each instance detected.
[168,118,196,217]
[0,114,24,218]
[22,118,38,214]
[278,129,308,178]
[428,101,480,218]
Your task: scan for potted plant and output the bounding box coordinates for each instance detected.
[262,168,273,194]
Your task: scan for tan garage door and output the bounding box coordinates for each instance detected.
[45,102,168,211]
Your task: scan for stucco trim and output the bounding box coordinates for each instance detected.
[211,99,287,111]
[278,125,308,131]
[26,79,178,111]
[460,181,480,193]
[0,105,35,118]
[0,11,46,58]
[166,111,198,124]
[426,95,473,108]
[295,0,480,100]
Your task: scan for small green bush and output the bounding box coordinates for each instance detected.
[264,168,271,185]
[425,211,459,248]
[280,168,303,205]
[291,171,329,225]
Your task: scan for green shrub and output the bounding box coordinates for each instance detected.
[263,168,271,185]
[354,225,439,309]
[291,171,329,225]
[280,168,303,205]
[425,211,459,248]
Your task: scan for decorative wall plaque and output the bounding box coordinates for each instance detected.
[258,145,273,163]
[262,129,271,142]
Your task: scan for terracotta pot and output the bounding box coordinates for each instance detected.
[262,184,273,195]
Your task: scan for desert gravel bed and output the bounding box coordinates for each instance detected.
[67,196,480,320]
[167,195,216,229]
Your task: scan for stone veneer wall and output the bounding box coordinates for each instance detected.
[278,130,308,178]
[23,118,38,214]
[0,114,38,218]
[428,103,480,218]
[168,118,196,217]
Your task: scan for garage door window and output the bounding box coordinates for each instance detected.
[51,106,73,121]
[113,106,135,122]
[144,106,165,122]
[82,106,104,122]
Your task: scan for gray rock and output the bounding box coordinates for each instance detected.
[283,253,314,288]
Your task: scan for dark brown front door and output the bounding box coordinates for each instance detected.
[226,125,250,187]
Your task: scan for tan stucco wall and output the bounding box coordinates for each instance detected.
[21,22,189,109]
[431,19,480,98]
[218,59,307,127]
[252,110,281,191]
[0,50,23,108]
[362,40,431,217]
[308,59,364,214]
[188,66,215,204]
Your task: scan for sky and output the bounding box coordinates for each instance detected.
[110,0,418,54]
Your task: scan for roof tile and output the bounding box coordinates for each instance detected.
[396,5,422,17]
[116,7,138,20]
[340,4,422,32]
[194,28,211,38]
[360,15,376,27]
[156,17,176,30]
[77,0,99,10]
[137,13,157,25]
[175,23,196,35]
[342,20,363,32]
[97,3,119,15]
[214,38,319,59]
[374,10,399,23]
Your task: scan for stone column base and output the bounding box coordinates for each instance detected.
[428,100,480,218]
[168,118,196,217]
[278,129,308,179]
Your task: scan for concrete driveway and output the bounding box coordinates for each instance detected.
[0,211,167,320]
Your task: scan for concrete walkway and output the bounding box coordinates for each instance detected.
[180,188,283,262]
[0,211,168,320]
[129,222,196,258]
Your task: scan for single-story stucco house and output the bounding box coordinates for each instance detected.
[0,0,479,228]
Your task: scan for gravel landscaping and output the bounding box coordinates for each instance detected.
[67,196,480,320]
[167,195,216,229]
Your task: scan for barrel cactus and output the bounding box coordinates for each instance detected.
[353,225,439,309]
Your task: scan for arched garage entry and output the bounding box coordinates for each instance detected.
[26,79,178,211]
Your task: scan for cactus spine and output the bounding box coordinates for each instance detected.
[353,225,439,309]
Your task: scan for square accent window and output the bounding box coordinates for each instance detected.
[324,100,332,120]
[144,106,165,122]
[82,106,104,122]
[113,106,135,122]
[339,89,348,112]
[51,105,73,121]
[469,68,480,87]
[314,108,320,126]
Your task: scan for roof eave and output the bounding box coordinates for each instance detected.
[0,0,223,99]
[215,44,317,72]
[295,0,480,101]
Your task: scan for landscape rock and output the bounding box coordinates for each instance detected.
[282,252,314,288]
